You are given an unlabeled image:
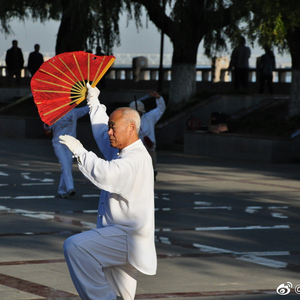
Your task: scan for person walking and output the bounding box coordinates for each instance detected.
[44,106,89,198]
[59,83,157,300]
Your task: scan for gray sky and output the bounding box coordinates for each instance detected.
[0,13,291,67]
[0,15,175,61]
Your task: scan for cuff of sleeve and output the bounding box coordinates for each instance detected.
[73,146,86,162]
[89,101,106,111]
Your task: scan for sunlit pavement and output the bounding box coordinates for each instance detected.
[0,137,300,300]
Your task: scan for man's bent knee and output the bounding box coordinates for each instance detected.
[63,235,78,257]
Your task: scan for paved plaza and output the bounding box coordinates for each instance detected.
[0,137,300,300]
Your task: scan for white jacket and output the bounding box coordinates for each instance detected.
[75,103,157,275]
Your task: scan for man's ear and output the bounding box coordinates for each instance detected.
[129,123,135,133]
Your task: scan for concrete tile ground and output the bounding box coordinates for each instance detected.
[0,137,300,299]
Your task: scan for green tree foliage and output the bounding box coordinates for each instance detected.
[0,0,251,107]
[0,0,61,34]
[240,0,300,116]
[55,0,129,54]
[0,0,124,55]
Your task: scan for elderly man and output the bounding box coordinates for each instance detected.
[59,83,157,300]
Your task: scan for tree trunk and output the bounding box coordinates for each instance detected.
[287,27,300,116]
[169,41,199,107]
[289,70,300,116]
[169,63,196,107]
[55,0,90,55]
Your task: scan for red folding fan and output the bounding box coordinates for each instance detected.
[31,51,115,125]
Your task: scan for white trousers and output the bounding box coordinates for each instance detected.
[64,229,138,300]
[53,142,74,194]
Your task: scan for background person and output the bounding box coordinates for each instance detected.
[28,44,44,76]
[228,36,251,91]
[59,83,157,300]
[258,46,276,94]
[5,40,24,86]
[129,90,166,179]
[44,106,89,198]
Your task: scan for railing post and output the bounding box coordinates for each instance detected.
[202,70,210,81]
[163,70,169,80]
[141,69,149,80]
[248,69,254,82]
[125,69,132,80]
[24,68,30,78]
[106,70,114,79]
[278,69,287,82]
[150,70,158,80]
[211,57,229,82]
[115,70,122,80]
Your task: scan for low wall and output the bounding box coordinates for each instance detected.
[2,91,298,164]
[156,94,267,149]
[0,88,31,102]
[184,131,297,163]
[1,114,299,164]
[0,116,44,139]
[0,116,97,149]
[0,89,146,143]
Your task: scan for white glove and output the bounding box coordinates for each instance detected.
[59,135,84,156]
[86,83,100,108]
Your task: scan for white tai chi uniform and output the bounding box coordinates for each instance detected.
[63,102,157,300]
[49,106,89,195]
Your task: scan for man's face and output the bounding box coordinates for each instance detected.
[108,110,132,150]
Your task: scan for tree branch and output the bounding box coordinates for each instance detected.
[129,0,174,38]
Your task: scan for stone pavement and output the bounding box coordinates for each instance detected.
[0,137,300,300]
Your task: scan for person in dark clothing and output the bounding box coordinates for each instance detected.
[28,44,44,77]
[259,47,276,94]
[5,40,24,86]
[228,36,251,91]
